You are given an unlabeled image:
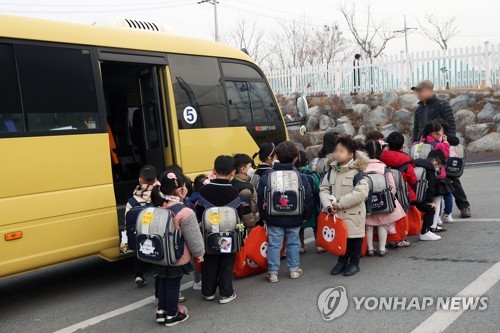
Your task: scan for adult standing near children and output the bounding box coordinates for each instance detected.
[411,80,472,218]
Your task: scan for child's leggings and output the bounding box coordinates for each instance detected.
[431,196,442,229]
[366,225,388,251]
[158,276,182,316]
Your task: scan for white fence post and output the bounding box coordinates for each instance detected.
[484,41,492,88]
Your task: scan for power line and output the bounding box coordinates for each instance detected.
[198,0,219,42]
[0,0,185,7]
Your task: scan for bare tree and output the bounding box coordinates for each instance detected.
[314,24,348,67]
[340,2,400,64]
[227,15,271,65]
[270,18,312,69]
[417,14,459,50]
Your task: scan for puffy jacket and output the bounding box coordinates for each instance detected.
[257,163,314,228]
[413,94,457,142]
[319,151,370,238]
[380,149,418,202]
[231,173,259,228]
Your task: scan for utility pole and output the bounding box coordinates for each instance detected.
[198,0,219,42]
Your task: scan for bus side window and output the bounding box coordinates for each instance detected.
[225,81,252,124]
[0,44,24,133]
[15,44,99,132]
[248,81,279,122]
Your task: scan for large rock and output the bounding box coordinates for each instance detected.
[477,103,499,122]
[456,133,466,146]
[467,133,500,152]
[336,116,351,125]
[380,123,400,139]
[465,123,490,142]
[319,115,335,131]
[382,91,399,105]
[305,144,322,162]
[363,106,392,124]
[494,113,500,124]
[332,123,355,136]
[399,94,419,111]
[358,123,378,135]
[304,131,325,146]
[450,95,470,112]
[436,93,450,100]
[351,103,371,114]
[341,95,364,108]
[393,108,413,124]
[454,110,476,130]
[367,95,382,107]
[282,100,298,117]
[353,134,366,141]
[305,106,321,132]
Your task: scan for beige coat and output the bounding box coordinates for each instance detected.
[319,151,369,238]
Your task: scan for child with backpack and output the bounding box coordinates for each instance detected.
[251,143,276,185]
[150,170,205,327]
[319,137,369,276]
[124,165,157,287]
[232,153,260,229]
[380,132,418,248]
[295,150,324,254]
[413,150,444,241]
[419,121,454,233]
[257,141,314,283]
[310,130,338,179]
[364,140,407,257]
[196,155,241,304]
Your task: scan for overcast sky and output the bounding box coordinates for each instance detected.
[1,0,499,58]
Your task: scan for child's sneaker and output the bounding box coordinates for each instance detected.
[343,264,360,276]
[156,310,166,323]
[165,311,189,327]
[192,281,202,291]
[442,214,454,223]
[290,268,304,279]
[178,292,186,303]
[204,294,216,301]
[219,293,237,304]
[437,217,444,226]
[419,231,441,241]
[267,273,279,283]
[135,275,146,287]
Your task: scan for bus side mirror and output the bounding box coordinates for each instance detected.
[296,96,308,118]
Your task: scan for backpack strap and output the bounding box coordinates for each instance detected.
[226,197,242,209]
[169,203,185,215]
[127,196,140,208]
[198,196,215,209]
[353,172,364,186]
[397,162,411,172]
[198,196,241,209]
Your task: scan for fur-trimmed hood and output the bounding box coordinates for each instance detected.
[325,150,369,173]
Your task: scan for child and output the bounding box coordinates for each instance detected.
[420,121,453,233]
[232,153,260,229]
[188,174,208,291]
[413,150,443,241]
[295,150,323,254]
[251,143,276,186]
[364,140,407,257]
[319,137,369,276]
[151,170,205,327]
[311,130,338,179]
[257,142,314,283]
[196,155,240,304]
[125,165,157,286]
[380,132,418,248]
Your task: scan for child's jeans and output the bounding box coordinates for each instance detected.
[443,192,453,215]
[267,225,301,275]
[158,276,182,316]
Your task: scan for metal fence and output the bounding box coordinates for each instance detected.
[265,42,500,96]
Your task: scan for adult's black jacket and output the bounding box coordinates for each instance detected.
[412,94,457,143]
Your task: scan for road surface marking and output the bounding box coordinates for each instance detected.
[411,261,500,333]
[453,218,500,222]
[54,236,317,333]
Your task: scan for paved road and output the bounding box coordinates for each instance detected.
[1,165,500,333]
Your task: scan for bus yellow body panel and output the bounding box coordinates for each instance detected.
[0,134,117,277]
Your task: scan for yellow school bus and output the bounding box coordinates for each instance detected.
[0,14,287,278]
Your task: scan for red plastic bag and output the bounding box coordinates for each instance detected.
[361,236,367,257]
[316,212,348,256]
[407,205,423,236]
[245,226,286,269]
[233,246,267,278]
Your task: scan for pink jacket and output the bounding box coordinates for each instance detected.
[364,159,406,227]
[425,136,450,179]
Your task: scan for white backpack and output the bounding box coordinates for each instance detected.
[411,142,434,160]
[389,164,411,213]
[135,205,185,266]
[364,170,395,215]
[413,167,429,203]
[198,197,243,254]
[265,170,305,216]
